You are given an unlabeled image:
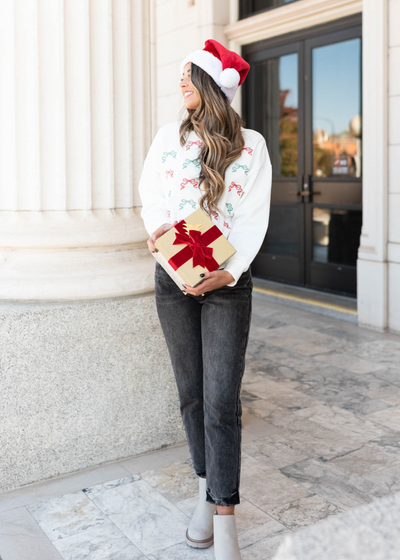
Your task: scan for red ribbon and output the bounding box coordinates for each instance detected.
[168,219,222,271]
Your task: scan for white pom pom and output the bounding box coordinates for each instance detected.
[219,68,240,89]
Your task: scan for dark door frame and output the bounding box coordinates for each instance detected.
[247,39,305,285]
[242,13,362,296]
[304,24,362,294]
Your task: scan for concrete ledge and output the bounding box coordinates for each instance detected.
[273,491,400,560]
[0,294,186,493]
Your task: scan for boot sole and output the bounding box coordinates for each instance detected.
[186,528,214,549]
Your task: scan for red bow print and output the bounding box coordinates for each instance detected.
[228,182,243,196]
[186,140,203,151]
[180,178,199,190]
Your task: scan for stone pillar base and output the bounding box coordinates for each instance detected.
[357,258,388,331]
[0,209,155,300]
[0,245,155,301]
[0,294,186,493]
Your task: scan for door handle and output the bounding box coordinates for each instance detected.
[290,190,311,196]
[290,176,320,197]
[290,190,321,196]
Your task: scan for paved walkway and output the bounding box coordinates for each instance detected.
[1,295,400,560]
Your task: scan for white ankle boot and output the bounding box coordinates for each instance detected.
[213,511,242,559]
[186,476,217,548]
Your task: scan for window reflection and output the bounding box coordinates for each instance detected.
[313,208,362,266]
[263,206,298,257]
[240,0,299,18]
[312,38,362,178]
[255,53,298,178]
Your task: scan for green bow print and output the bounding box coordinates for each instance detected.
[232,163,249,175]
[182,158,200,169]
[168,190,172,198]
[179,199,197,210]
[226,203,233,215]
[161,151,177,163]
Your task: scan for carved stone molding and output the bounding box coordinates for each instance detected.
[224,0,362,44]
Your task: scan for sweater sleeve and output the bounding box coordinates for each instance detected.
[223,137,272,287]
[138,128,170,236]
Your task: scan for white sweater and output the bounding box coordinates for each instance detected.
[138,119,272,287]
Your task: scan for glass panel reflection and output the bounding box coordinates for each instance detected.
[255,53,298,177]
[263,205,298,257]
[240,0,299,18]
[254,0,298,11]
[313,208,362,266]
[312,38,362,178]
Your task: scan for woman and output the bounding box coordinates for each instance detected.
[138,39,272,560]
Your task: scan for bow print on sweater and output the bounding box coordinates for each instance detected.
[231,163,249,175]
[228,182,243,196]
[186,140,203,151]
[226,203,234,215]
[182,158,201,170]
[179,199,197,210]
[180,178,199,190]
[161,151,177,163]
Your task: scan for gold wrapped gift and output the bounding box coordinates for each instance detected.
[153,208,236,289]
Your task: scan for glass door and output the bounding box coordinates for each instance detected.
[305,30,362,294]
[248,42,305,285]
[245,20,362,296]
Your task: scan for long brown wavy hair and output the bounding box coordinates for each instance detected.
[179,62,246,216]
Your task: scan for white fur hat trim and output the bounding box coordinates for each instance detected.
[181,50,238,104]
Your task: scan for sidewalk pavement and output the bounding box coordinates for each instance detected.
[1,294,400,559]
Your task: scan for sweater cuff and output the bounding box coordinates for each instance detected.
[142,210,171,237]
[222,256,248,287]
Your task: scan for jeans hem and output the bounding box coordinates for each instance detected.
[196,471,207,478]
[205,488,240,506]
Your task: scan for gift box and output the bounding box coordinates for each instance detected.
[153,208,236,290]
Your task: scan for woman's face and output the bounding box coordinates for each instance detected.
[180,62,201,110]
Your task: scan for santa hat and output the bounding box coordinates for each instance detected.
[180,39,250,104]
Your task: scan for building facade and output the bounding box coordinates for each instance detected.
[0,0,398,491]
[155,0,400,334]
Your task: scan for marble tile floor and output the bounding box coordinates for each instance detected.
[1,298,400,559]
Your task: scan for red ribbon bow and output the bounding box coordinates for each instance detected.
[168,220,222,271]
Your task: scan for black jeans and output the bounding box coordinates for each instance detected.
[154,261,253,506]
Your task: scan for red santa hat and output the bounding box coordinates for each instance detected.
[180,39,250,104]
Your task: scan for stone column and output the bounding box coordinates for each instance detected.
[357,0,389,330]
[0,0,185,493]
[0,0,154,300]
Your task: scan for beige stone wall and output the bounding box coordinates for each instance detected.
[0,296,185,493]
[154,0,233,127]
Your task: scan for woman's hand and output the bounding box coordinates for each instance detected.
[147,221,178,253]
[183,270,235,296]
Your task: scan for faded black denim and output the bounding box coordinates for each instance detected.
[154,261,253,506]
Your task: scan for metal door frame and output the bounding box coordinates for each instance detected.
[242,13,362,296]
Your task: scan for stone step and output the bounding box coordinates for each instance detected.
[273,490,400,560]
[252,277,358,324]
